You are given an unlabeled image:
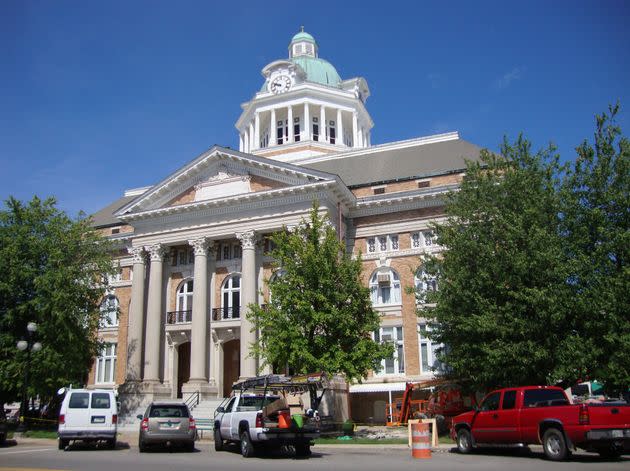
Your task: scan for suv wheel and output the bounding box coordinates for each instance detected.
[58,438,69,450]
[240,431,255,458]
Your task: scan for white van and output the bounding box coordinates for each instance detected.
[57,388,117,450]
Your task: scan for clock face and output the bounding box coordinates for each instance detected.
[269,75,292,94]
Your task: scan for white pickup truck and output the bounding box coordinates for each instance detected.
[213,374,327,457]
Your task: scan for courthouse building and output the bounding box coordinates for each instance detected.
[90,29,482,422]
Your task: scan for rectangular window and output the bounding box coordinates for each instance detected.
[378,236,387,251]
[423,231,434,246]
[178,249,186,265]
[419,324,442,374]
[502,390,517,410]
[373,187,385,195]
[294,117,300,142]
[367,234,399,253]
[329,120,336,144]
[96,343,117,384]
[233,244,242,259]
[375,326,404,375]
[417,180,430,188]
[111,228,120,234]
[412,232,421,248]
[312,117,319,141]
[367,237,376,253]
[69,392,90,409]
[276,122,284,145]
[390,235,399,251]
[223,244,231,260]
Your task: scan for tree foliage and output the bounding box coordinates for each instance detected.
[248,203,393,382]
[560,104,630,392]
[0,196,116,408]
[422,106,630,393]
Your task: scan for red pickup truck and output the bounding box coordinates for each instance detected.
[451,385,630,460]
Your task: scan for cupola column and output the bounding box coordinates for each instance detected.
[303,102,310,140]
[248,121,255,152]
[239,133,244,152]
[254,112,260,150]
[337,109,344,146]
[359,126,364,148]
[270,108,277,146]
[352,112,359,148]
[320,106,327,143]
[287,105,294,143]
[243,130,249,153]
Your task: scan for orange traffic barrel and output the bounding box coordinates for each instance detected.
[411,422,431,459]
[278,411,291,429]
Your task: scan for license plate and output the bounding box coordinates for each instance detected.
[91,416,105,424]
[611,430,623,438]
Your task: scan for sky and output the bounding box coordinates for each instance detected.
[2,1,629,217]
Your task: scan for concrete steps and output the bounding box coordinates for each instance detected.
[190,398,226,420]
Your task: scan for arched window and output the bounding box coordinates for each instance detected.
[415,268,438,303]
[369,269,401,305]
[176,279,194,312]
[99,295,119,327]
[221,274,241,319]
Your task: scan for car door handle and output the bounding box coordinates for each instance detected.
[492,414,499,419]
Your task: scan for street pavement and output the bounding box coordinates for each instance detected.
[1,436,627,471]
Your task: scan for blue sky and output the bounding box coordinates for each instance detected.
[2,1,629,217]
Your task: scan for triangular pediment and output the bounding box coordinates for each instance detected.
[115,146,337,217]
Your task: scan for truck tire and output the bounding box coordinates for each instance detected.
[542,428,568,461]
[456,428,473,454]
[240,431,256,458]
[597,447,622,460]
[214,428,224,451]
[295,444,311,457]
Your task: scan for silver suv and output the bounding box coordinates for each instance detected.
[137,402,196,452]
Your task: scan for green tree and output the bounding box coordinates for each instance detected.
[420,138,575,390]
[248,203,393,382]
[0,196,116,412]
[561,105,630,393]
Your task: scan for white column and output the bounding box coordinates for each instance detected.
[144,244,166,382]
[337,109,343,146]
[244,130,249,154]
[367,130,371,147]
[188,237,210,383]
[126,247,146,381]
[303,102,310,140]
[239,133,244,152]
[207,244,217,384]
[254,112,260,150]
[287,105,293,143]
[320,105,326,143]
[358,126,364,148]
[236,230,258,379]
[248,121,254,152]
[270,108,276,147]
[352,112,358,148]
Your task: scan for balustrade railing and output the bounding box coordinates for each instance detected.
[166,310,192,324]
[211,307,240,321]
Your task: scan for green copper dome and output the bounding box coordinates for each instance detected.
[290,56,341,87]
[290,31,316,44]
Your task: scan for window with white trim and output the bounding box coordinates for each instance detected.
[95,343,117,384]
[369,269,401,305]
[419,324,443,374]
[366,234,399,254]
[99,295,119,328]
[221,274,241,313]
[411,231,436,248]
[176,280,193,312]
[374,326,404,375]
[414,267,438,303]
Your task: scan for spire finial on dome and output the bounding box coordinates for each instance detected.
[300,25,304,33]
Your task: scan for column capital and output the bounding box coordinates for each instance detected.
[128,246,146,264]
[146,243,167,262]
[188,237,212,256]
[236,230,257,250]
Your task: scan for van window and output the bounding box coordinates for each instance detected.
[91,393,111,409]
[68,392,90,409]
[523,389,568,408]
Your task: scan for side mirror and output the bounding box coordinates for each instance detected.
[136,414,143,420]
[472,405,479,412]
[216,406,225,414]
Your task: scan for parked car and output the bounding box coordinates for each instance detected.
[57,388,117,450]
[451,385,630,460]
[137,402,196,452]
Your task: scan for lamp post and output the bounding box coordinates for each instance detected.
[16,321,42,433]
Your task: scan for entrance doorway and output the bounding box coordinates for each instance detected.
[222,339,240,397]
[177,342,191,398]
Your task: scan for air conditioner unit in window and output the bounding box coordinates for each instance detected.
[377,274,390,285]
